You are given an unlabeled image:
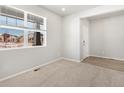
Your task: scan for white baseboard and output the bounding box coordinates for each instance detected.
[81,55,124,62]
[90,55,124,61]
[0,57,63,82]
[62,57,81,62]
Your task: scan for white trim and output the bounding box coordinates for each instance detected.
[80,55,124,62]
[0,25,26,31]
[62,57,81,62]
[0,25,46,32]
[90,55,124,61]
[0,45,46,51]
[0,57,63,82]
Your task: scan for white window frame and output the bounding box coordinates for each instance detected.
[0,5,47,50]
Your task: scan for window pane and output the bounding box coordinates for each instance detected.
[28,31,44,46]
[7,17,16,26]
[17,19,24,27]
[27,22,36,29]
[0,15,6,24]
[0,28,24,48]
[27,14,45,30]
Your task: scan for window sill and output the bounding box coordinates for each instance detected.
[0,45,46,51]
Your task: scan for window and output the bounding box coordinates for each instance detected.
[0,6,24,27]
[0,6,47,49]
[0,28,24,48]
[27,14,45,30]
[28,31,45,46]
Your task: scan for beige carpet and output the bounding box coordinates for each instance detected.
[1,58,124,87]
[84,56,124,72]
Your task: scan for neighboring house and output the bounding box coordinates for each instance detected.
[0,34,4,42]
[17,36,24,43]
[0,33,24,48]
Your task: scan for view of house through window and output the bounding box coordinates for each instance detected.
[28,31,44,46]
[0,28,24,48]
[0,6,47,49]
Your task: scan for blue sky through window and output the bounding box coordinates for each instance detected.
[17,19,24,26]
[0,16,7,24]
[7,17,16,25]
[0,15,24,27]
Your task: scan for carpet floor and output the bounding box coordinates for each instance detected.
[1,57,124,87]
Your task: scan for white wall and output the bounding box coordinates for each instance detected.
[0,5,62,79]
[62,15,80,60]
[80,19,89,60]
[62,5,124,61]
[90,14,124,60]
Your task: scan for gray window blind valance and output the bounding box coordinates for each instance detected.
[0,6,24,20]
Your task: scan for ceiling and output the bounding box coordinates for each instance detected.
[40,5,100,16]
[87,8,124,20]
